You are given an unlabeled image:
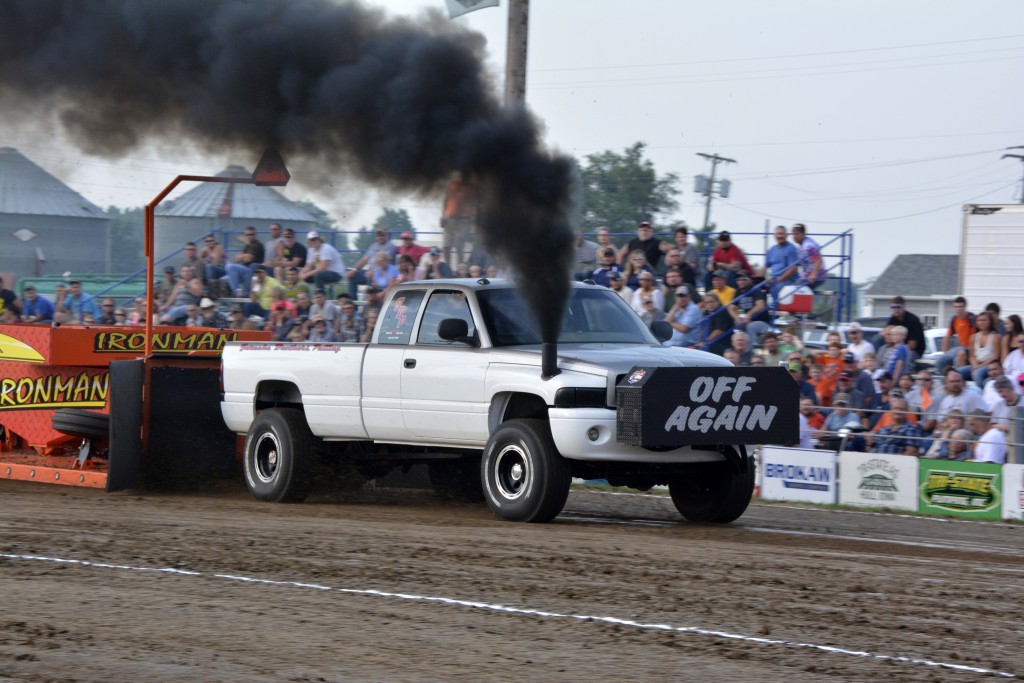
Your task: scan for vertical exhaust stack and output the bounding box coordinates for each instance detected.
[541,341,560,380]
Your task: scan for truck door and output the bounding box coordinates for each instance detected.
[401,289,489,444]
[361,289,425,442]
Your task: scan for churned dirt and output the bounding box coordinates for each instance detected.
[0,477,1021,682]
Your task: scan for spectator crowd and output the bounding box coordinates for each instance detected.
[0,219,1017,465]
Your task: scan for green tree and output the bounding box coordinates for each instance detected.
[374,208,415,237]
[106,206,145,273]
[578,142,681,236]
[353,227,374,256]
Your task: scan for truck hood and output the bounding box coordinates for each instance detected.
[506,344,732,377]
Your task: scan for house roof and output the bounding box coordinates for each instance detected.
[156,165,316,222]
[865,254,960,298]
[0,147,107,219]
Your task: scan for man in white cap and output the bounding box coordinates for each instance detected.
[298,231,345,292]
[195,297,227,328]
[844,321,874,360]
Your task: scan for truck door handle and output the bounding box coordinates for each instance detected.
[404,359,416,369]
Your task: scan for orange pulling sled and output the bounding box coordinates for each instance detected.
[0,323,268,489]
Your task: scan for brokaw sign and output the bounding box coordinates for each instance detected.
[616,366,798,447]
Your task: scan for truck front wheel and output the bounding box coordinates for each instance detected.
[482,419,570,523]
[244,408,314,503]
[668,448,754,523]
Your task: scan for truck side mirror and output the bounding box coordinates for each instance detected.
[650,320,672,343]
[438,318,478,346]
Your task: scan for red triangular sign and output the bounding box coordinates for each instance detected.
[252,148,290,186]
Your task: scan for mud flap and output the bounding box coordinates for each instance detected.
[108,358,237,491]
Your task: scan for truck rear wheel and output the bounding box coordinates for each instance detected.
[482,419,570,523]
[244,408,314,503]
[668,448,754,523]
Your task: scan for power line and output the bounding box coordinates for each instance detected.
[532,45,1024,88]
[531,33,1024,72]
[717,180,1018,224]
[564,129,1024,153]
[530,53,1024,90]
[731,149,1003,180]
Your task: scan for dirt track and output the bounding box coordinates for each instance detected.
[1,478,1021,682]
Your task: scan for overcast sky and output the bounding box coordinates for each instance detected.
[4,0,1022,282]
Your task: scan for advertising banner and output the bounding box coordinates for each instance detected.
[760,447,837,504]
[1001,464,1024,521]
[838,452,918,511]
[918,460,1003,520]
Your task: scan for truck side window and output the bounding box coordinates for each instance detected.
[376,290,425,345]
[417,291,476,345]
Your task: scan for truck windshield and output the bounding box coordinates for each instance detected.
[477,287,658,347]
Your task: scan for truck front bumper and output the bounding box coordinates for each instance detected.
[548,408,729,464]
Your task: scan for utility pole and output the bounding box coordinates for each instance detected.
[504,0,529,105]
[696,152,736,229]
[1003,146,1024,203]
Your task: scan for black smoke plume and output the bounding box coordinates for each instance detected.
[0,0,575,342]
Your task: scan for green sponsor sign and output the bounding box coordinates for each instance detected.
[918,460,1003,520]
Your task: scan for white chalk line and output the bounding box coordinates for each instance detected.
[0,551,1015,679]
[561,513,1024,559]
[582,488,1022,528]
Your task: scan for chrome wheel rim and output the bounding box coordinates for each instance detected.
[493,444,530,500]
[253,433,281,483]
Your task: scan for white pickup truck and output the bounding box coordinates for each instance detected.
[221,279,797,523]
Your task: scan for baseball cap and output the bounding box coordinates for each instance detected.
[736,272,751,280]
[254,264,271,273]
[400,231,413,239]
[638,220,652,228]
[199,298,215,309]
[675,285,693,297]
[429,246,441,255]
[282,227,295,236]
[843,352,857,363]
[306,230,320,240]
[163,265,175,273]
[713,269,729,279]
[719,230,731,240]
[787,361,802,373]
[833,392,851,405]
[838,370,853,380]
[642,296,654,303]
[609,271,623,280]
